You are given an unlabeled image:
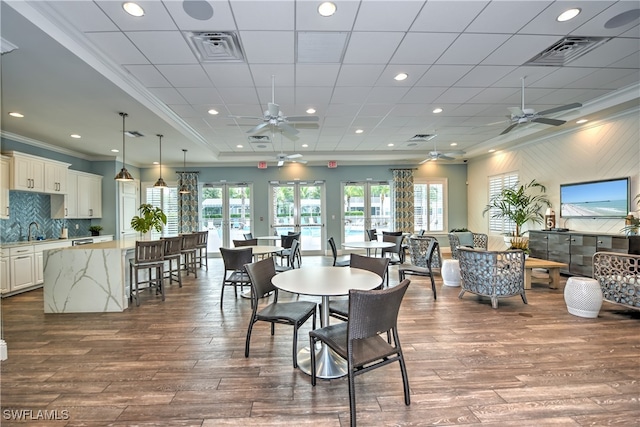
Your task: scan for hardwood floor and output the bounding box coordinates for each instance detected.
[1,256,638,426]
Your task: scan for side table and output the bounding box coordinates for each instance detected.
[441,259,461,287]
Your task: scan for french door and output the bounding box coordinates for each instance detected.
[269,181,325,253]
[342,181,392,244]
[200,183,252,254]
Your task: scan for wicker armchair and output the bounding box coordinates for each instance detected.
[593,252,640,309]
[457,247,527,309]
[448,232,488,260]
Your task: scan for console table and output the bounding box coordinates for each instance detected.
[529,231,640,277]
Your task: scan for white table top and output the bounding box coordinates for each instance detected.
[271,266,380,297]
[342,241,395,250]
[242,245,283,255]
[254,235,281,241]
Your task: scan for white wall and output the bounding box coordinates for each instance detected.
[467,111,640,250]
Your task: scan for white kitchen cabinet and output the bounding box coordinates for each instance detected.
[9,246,35,292]
[0,156,9,219]
[77,172,102,218]
[4,151,69,194]
[35,250,44,285]
[44,161,68,193]
[1,249,9,294]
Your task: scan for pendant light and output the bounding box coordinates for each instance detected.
[178,149,190,194]
[114,112,134,181]
[153,134,167,188]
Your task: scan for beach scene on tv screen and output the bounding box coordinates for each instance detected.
[561,180,628,217]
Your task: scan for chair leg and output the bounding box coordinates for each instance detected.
[245,319,255,358]
[430,275,437,300]
[220,281,226,307]
[458,290,466,299]
[521,292,528,305]
[348,370,357,427]
[309,335,317,386]
[491,296,498,309]
[292,325,299,368]
[398,353,411,406]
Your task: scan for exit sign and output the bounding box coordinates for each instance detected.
[328,160,337,168]
[258,161,267,169]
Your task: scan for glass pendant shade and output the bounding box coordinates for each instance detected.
[153,134,167,188]
[115,112,134,181]
[178,149,190,194]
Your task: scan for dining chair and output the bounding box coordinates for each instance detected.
[275,239,300,273]
[398,237,439,300]
[276,232,300,266]
[328,236,350,267]
[129,240,165,306]
[194,230,208,271]
[327,254,389,324]
[243,232,254,240]
[244,257,317,368]
[162,236,182,288]
[309,279,412,427]
[381,234,404,285]
[219,246,253,307]
[180,233,199,278]
[234,238,257,247]
[365,229,378,256]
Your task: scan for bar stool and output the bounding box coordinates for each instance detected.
[195,230,209,271]
[162,236,182,288]
[129,240,165,306]
[181,233,199,278]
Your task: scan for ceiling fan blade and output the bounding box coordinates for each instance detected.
[246,122,269,134]
[500,123,520,135]
[532,117,565,126]
[229,114,264,120]
[267,102,280,118]
[277,159,284,167]
[439,155,455,161]
[444,150,466,156]
[286,153,303,159]
[286,115,319,122]
[419,158,431,164]
[537,102,582,116]
[277,122,299,136]
[294,159,308,164]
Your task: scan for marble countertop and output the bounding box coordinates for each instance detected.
[1,235,113,248]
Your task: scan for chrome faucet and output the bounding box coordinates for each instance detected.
[27,222,40,241]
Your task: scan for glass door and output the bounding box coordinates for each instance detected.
[270,182,325,253]
[200,183,252,254]
[342,181,391,244]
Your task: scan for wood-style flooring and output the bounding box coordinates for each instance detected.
[1,255,639,426]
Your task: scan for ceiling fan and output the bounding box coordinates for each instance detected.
[229,75,319,138]
[275,152,307,167]
[500,77,582,135]
[419,139,465,164]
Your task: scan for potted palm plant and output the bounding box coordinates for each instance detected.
[482,179,551,249]
[131,204,167,238]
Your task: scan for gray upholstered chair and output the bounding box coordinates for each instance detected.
[457,247,527,309]
[448,231,488,260]
[398,236,440,300]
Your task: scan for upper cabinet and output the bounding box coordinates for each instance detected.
[4,151,70,194]
[51,170,103,219]
[0,156,10,218]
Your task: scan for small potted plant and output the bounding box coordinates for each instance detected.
[509,236,530,256]
[88,225,103,236]
[620,194,640,236]
[131,203,167,238]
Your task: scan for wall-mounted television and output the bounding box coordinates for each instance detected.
[560,177,629,218]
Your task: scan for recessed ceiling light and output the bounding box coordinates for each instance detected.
[450,142,457,146]
[153,161,159,165]
[237,144,243,148]
[306,108,316,114]
[387,143,394,147]
[8,112,24,118]
[576,119,588,124]
[70,134,81,139]
[433,108,443,114]
[302,144,309,148]
[111,149,119,153]
[394,73,408,81]
[123,2,144,17]
[318,2,337,17]
[208,109,219,115]
[488,149,496,153]
[355,129,364,134]
[557,8,580,22]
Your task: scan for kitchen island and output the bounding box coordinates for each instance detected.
[43,238,136,313]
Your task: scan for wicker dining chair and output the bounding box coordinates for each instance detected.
[398,236,439,300]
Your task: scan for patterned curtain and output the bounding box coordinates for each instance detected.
[393,169,414,232]
[178,172,199,233]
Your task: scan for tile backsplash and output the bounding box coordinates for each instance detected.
[0,192,91,243]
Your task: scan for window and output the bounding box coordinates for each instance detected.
[413,179,446,233]
[144,185,179,239]
[487,172,518,235]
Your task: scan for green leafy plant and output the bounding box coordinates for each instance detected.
[482,179,551,237]
[131,204,167,234]
[620,195,640,235]
[88,225,103,236]
[509,236,530,254]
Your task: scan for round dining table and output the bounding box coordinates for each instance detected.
[342,240,394,257]
[271,266,381,379]
[238,245,283,298]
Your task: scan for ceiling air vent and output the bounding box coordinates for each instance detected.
[124,131,144,138]
[185,31,244,63]
[525,37,610,66]
[248,135,271,143]
[408,134,436,142]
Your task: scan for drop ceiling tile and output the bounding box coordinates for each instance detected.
[86,32,149,65]
[358,104,395,116]
[256,86,294,106]
[295,0,360,31]
[481,35,563,66]
[49,1,119,32]
[518,1,614,36]
[162,0,236,31]
[202,63,254,87]
[435,87,485,104]
[436,34,511,65]
[455,66,515,88]
[239,31,294,63]
[248,65,295,87]
[148,87,188,104]
[177,88,224,105]
[156,65,213,88]
[331,87,371,104]
[466,1,552,33]
[400,87,447,104]
[390,33,458,65]
[569,38,640,67]
[325,104,362,117]
[95,0,178,31]
[295,64,341,86]
[343,32,405,64]
[335,65,386,86]
[217,87,260,105]
[169,104,199,118]
[390,104,434,117]
[124,65,171,87]
[230,0,294,30]
[410,1,489,32]
[353,1,425,31]
[530,68,600,88]
[414,65,473,87]
[125,31,197,64]
[367,87,410,103]
[295,87,333,106]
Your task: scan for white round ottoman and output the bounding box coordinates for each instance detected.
[441,259,461,287]
[564,277,603,318]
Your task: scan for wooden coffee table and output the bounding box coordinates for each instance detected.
[525,257,568,290]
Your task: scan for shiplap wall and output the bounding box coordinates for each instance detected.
[467,111,640,250]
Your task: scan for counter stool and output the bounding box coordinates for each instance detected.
[441,259,461,287]
[195,230,209,271]
[129,240,165,306]
[564,277,602,318]
[162,236,182,288]
[181,233,199,278]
